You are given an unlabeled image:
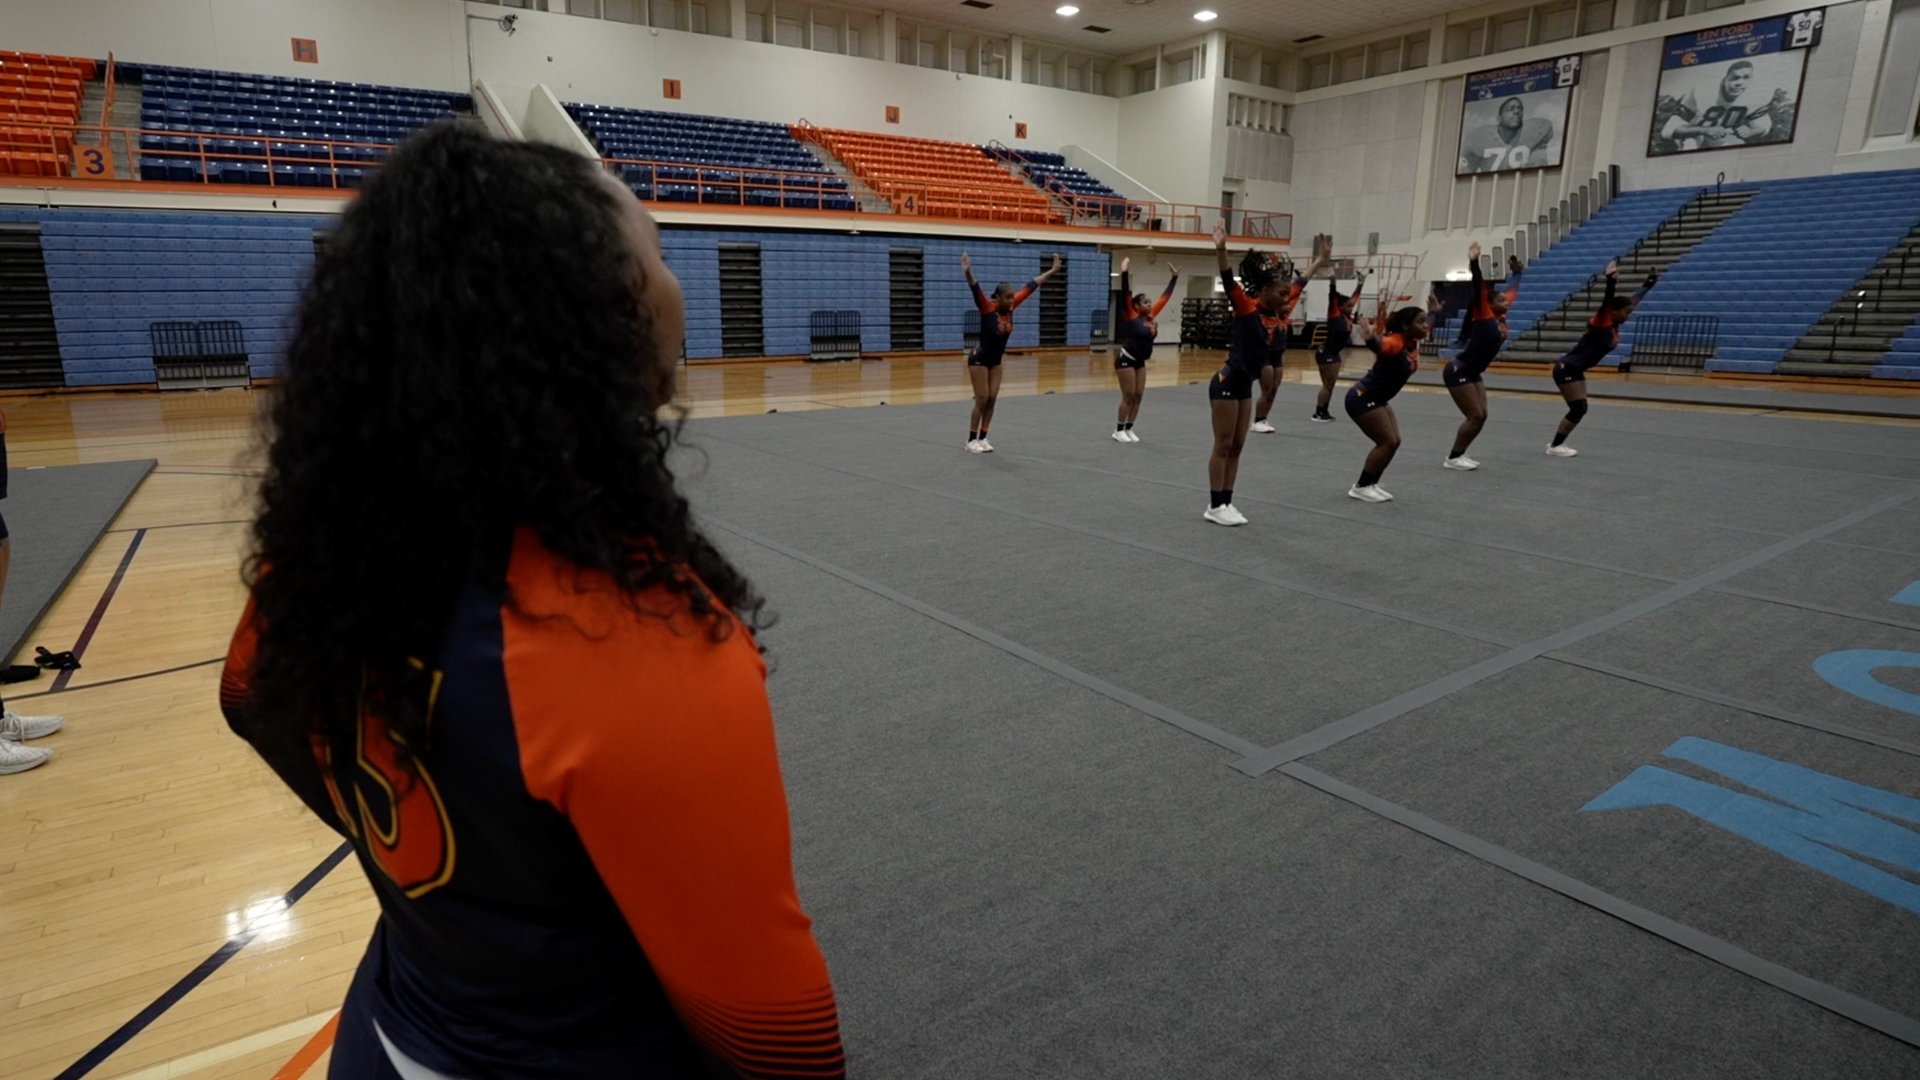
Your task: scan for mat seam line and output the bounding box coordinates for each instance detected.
[1232,481,1920,774]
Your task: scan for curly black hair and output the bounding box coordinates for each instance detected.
[238,122,761,786]
[1237,248,1280,295]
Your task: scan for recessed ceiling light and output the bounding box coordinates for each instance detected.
[1056,4,1079,13]
[1194,9,1218,20]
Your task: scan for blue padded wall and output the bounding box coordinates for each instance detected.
[0,207,321,386]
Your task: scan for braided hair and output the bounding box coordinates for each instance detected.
[1237,248,1282,296]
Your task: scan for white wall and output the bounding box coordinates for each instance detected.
[1287,81,1426,250]
[7,0,468,91]
[466,4,1120,159]
[1115,78,1219,208]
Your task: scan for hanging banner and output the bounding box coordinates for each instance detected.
[1455,54,1582,176]
[1647,9,1822,157]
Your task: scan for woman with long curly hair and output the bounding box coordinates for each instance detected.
[219,124,844,1079]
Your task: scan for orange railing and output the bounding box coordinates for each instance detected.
[599,156,855,211]
[0,117,392,187]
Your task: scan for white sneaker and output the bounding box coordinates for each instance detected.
[1124,429,1140,443]
[1112,430,1129,443]
[1348,485,1389,503]
[0,737,50,775]
[0,710,65,741]
[1443,456,1479,471]
[1374,486,1394,501]
[977,439,994,453]
[1545,444,1578,457]
[1203,506,1243,526]
[967,439,985,453]
[1223,504,1249,524]
[1251,419,1277,434]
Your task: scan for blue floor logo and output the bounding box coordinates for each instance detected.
[1583,737,1920,915]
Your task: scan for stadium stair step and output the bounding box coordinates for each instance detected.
[1780,225,1920,377]
[817,157,892,214]
[1503,187,1756,367]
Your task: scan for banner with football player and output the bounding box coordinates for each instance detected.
[1648,9,1823,157]
[1455,55,1582,176]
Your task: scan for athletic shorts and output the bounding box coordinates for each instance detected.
[966,350,1002,370]
[0,432,9,541]
[1208,365,1253,402]
[1344,385,1387,421]
[1114,349,1146,371]
[1551,359,1587,385]
[1314,351,1343,366]
[1441,359,1482,388]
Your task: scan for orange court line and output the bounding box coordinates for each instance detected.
[269,1012,340,1080]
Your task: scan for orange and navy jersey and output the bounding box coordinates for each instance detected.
[1356,332,1419,403]
[1316,278,1359,363]
[1221,268,1296,375]
[971,278,1036,363]
[1562,274,1647,372]
[220,528,845,1080]
[1117,269,1176,360]
[1457,261,1523,373]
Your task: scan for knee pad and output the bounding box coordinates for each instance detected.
[1566,399,1589,424]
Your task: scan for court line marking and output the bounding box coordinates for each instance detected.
[1545,654,1920,759]
[109,1011,334,1080]
[1233,482,1920,775]
[1709,585,1920,635]
[1277,762,1920,1050]
[106,518,249,534]
[268,1012,339,1080]
[719,512,1920,1051]
[50,528,145,693]
[707,516,1264,758]
[697,429,1520,650]
[50,843,353,1080]
[9,656,226,701]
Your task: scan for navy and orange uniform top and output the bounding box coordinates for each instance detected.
[1315,278,1359,364]
[970,278,1037,364]
[1221,266,1304,375]
[1456,260,1523,373]
[220,527,845,1080]
[1355,331,1420,405]
[1117,269,1177,360]
[1560,273,1649,372]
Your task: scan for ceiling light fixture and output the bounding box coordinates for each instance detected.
[1056,4,1079,13]
[1193,9,1218,19]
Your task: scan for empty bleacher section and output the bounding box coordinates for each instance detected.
[798,126,1058,224]
[570,105,854,211]
[1883,318,1920,380]
[1504,187,1753,366]
[0,51,94,178]
[1496,187,1700,356]
[0,206,320,386]
[984,146,1125,215]
[127,64,469,188]
[1618,172,1920,375]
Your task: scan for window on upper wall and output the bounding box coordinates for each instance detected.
[649,0,677,29]
[1405,31,1430,68]
[1580,0,1616,34]
[1134,60,1156,90]
[1537,0,1578,42]
[920,39,937,67]
[1443,23,1486,62]
[952,44,969,71]
[1090,68,1105,94]
[1306,55,1332,89]
[816,23,838,51]
[603,0,640,21]
[565,0,599,16]
[1493,12,1530,51]
[1700,0,1745,10]
[775,16,801,46]
[1040,60,1057,85]
[1067,66,1082,91]
[1367,40,1400,77]
[1335,47,1364,82]
[690,4,707,32]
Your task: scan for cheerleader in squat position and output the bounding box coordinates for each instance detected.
[1112,257,1179,442]
[1251,238,1328,433]
[1346,305,1431,502]
[962,251,1063,453]
[1546,258,1656,457]
[1309,270,1365,423]
[1440,243,1524,469]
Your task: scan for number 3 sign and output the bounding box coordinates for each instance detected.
[72,145,114,179]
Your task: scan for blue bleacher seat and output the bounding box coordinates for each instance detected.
[566,102,855,214]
